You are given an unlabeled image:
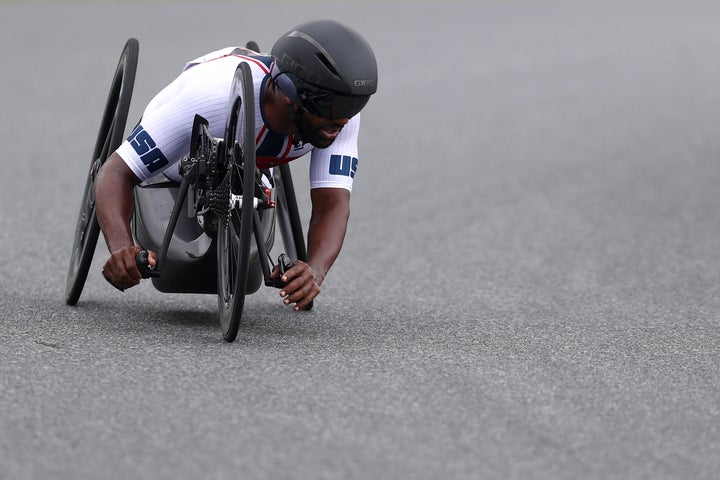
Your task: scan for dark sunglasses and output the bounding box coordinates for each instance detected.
[271,67,368,119]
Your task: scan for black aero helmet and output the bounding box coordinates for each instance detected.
[271,19,378,119]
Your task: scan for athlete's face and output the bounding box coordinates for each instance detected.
[295,109,349,149]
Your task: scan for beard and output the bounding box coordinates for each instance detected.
[296,125,334,149]
[291,108,342,149]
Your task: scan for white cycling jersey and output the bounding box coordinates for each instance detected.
[116,47,360,191]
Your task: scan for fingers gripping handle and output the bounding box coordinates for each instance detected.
[135,250,160,278]
[270,253,293,288]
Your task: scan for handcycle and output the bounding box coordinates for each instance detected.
[65,38,309,342]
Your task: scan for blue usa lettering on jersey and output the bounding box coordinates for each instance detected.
[329,155,358,178]
[128,125,169,173]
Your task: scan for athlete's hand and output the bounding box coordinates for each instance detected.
[270,260,318,311]
[101,246,157,291]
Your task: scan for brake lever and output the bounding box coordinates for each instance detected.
[270,253,293,288]
[135,250,160,278]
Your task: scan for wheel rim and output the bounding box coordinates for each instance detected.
[216,62,256,342]
[65,39,139,305]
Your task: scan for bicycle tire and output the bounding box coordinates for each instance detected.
[65,38,139,305]
[217,62,256,342]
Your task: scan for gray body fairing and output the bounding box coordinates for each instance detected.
[132,176,274,294]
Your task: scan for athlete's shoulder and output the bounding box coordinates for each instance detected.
[182,47,237,71]
[183,46,272,73]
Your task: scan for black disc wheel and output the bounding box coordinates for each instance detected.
[65,38,139,305]
[217,62,256,342]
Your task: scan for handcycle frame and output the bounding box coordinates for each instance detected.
[65,38,309,342]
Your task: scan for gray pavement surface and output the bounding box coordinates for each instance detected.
[2,1,720,479]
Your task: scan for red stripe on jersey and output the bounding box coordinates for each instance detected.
[256,125,267,146]
[279,135,294,159]
[231,54,270,74]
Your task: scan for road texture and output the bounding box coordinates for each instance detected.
[1,1,719,479]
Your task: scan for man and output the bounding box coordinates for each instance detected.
[95,19,378,311]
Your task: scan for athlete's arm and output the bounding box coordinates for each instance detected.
[95,152,157,291]
[274,187,350,310]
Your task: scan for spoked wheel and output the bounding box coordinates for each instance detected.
[65,38,139,305]
[217,62,256,342]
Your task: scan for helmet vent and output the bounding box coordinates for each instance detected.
[315,52,340,79]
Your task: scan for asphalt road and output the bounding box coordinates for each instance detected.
[2,1,720,479]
